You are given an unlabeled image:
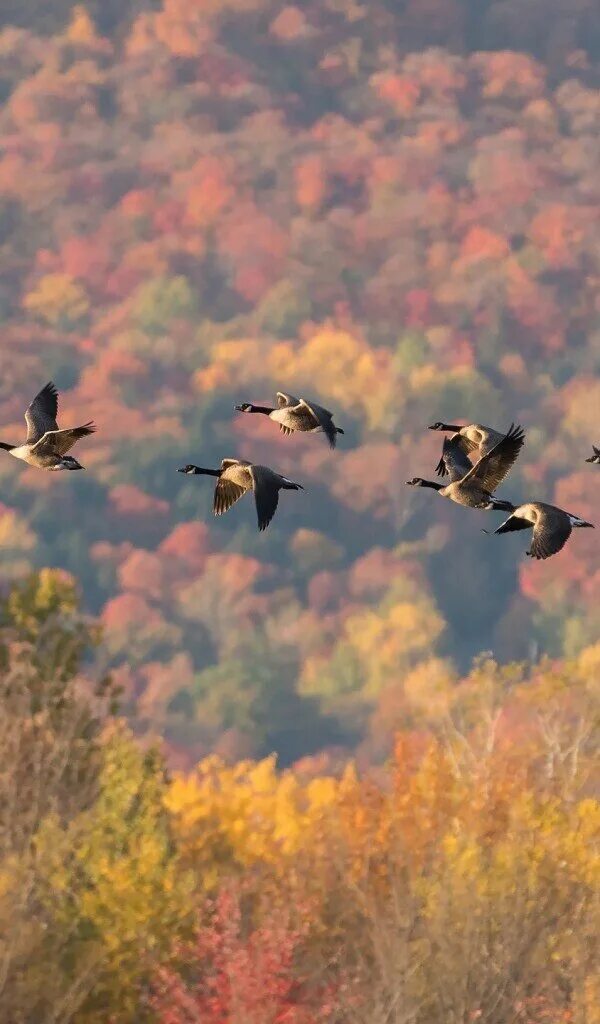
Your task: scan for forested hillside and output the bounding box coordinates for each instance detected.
[0,570,598,1022]
[0,0,598,766]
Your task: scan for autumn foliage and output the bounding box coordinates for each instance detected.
[0,1,598,1018]
[0,0,597,763]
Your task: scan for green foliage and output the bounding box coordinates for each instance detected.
[0,572,191,1024]
[132,276,200,336]
[256,279,313,337]
[37,727,193,1023]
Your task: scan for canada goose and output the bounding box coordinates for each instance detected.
[429,421,507,477]
[177,458,304,531]
[235,393,344,448]
[585,446,600,464]
[406,423,525,510]
[484,502,594,559]
[0,382,95,471]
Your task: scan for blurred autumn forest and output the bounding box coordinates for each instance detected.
[0,0,599,1021]
[0,0,597,765]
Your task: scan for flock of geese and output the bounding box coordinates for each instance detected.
[408,421,595,559]
[1,383,597,559]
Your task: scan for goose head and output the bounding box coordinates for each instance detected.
[55,456,85,471]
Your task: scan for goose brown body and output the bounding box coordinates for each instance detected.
[488,502,594,559]
[429,421,511,477]
[407,423,525,511]
[235,392,344,448]
[178,458,304,531]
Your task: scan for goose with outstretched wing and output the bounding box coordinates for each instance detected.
[235,392,344,448]
[407,423,525,511]
[484,502,594,559]
[178,458,304,531]
[0,382,95,471]
[429,421,508,478]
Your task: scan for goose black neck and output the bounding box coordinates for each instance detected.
[248,405,274,415]
[0,441,15,451]
[195,467,221,477]
[422,479,443,491]
[441,423,461,432]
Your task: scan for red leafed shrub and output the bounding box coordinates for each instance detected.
[150,887,337,1024]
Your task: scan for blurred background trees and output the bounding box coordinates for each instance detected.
[0,2,597,1014]
[0,0,597,763]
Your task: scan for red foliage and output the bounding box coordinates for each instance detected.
[150,888,336,1024]
[159,522,210,573]
[102,592,163,630]
[110,485,169,518]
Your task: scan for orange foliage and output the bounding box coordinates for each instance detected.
[269,6,309,41]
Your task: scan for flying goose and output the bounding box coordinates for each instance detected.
[177,458,304,531]
[585,446,600,464]
[0,382,95,470]
[235,393,344,448]
[429,421,508,477]
[406,423,525,510]
[484,502,594,559]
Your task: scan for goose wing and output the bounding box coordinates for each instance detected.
[277,392,300,408]
[30,423,95,456]
[213,460,251,516]
[436,435,474,482]
[25,382,59,443]
[220,458,249,470]
[461,423,525,493]
[528,505,572,560]
[298,399,337,448]
[213,479,247,516]
[249,465,280,531]
[435,432,477,477]
[492,510,533,535]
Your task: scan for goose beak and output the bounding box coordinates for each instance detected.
[177,467,186,473]
[234,405,244,412]
[581,521,595,528]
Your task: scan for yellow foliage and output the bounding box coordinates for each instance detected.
[166,754,339,889]
[268,326,396,429]
[23,273,89,328]
[350,599,445,697]
[403,657,456,717]
[0,511,37,579]
[193,339,264,393]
